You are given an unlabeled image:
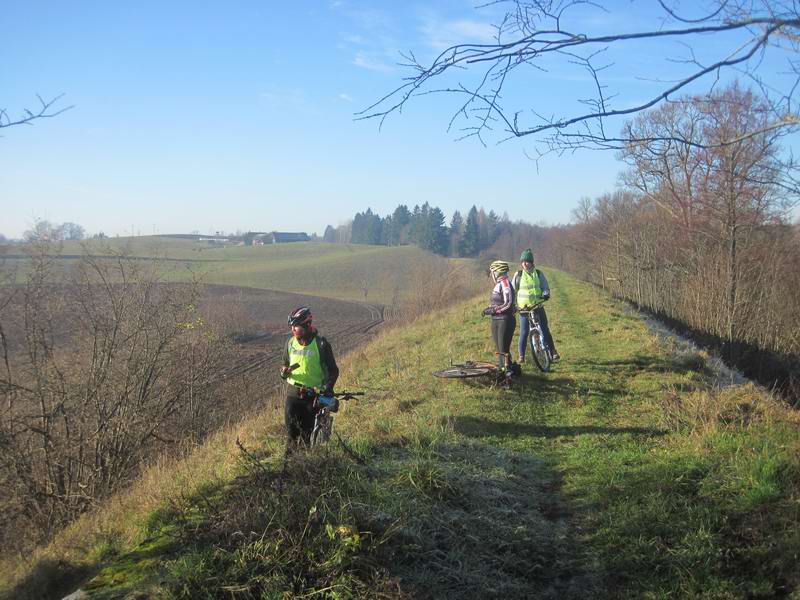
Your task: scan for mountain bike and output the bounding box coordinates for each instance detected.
[433,359,520,386]
[308,389,365,446]
[519,304,552,372]
[281,363,364,446]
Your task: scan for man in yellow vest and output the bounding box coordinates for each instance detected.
[512,248,560,363]
[279,307,339,445]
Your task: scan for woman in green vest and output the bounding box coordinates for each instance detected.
[512,248,560,363]
[280,307,339,445]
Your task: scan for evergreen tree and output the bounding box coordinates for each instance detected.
[460,206,480,256]
[380,216,391,245]
[389,204,411,245]
[409,204,424,245]
[428,206,449,255]
[351,211,366,244]
[351,208,383,245]
[449,211,464,235]
[449,210,464,256]
[323,225,336,243]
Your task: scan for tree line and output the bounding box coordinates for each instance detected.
[535,83,800,399]
[322,203,525,257]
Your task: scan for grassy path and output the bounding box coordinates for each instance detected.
[9,269,798,599]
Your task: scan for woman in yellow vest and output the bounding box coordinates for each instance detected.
[512,249,560,363]
[279,307,339,445]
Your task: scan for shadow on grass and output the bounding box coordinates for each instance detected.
[517,375,577,396]
[569,354,675,376]
[30,439,599,600]
[512,374,629,404]
[3,558,93,600]
[452,415,667,440]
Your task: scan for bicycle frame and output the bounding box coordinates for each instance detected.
[519,305,552,372]
[305,390,364,446]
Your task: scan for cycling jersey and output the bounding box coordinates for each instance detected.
[488,274,515,318]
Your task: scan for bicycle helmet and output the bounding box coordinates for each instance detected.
[489,260,509,275]
[288,306,312,327]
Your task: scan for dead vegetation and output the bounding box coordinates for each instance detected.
[0,245,258,557]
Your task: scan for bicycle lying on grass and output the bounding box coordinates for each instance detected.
[519,304,553,373]
[432,358,521,386]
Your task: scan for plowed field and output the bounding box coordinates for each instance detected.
[201,284,384,380]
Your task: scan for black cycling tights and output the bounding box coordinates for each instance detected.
[491,315,516,367]
[285,394,316,445]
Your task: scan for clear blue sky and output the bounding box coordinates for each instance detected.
[2,1,797,238]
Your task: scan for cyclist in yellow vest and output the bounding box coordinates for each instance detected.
[512,248,560,363]
[279,307,339,445]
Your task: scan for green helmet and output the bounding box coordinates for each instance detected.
[520,248,534,263]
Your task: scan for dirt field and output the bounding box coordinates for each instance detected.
[200,284,385,381]
[0,283,384,386]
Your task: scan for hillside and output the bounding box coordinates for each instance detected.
[4,270,799,599]
[0,238,437,304]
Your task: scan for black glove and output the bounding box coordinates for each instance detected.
[541,291,550,301]
[320,386,333,396]
[482,307,493,316]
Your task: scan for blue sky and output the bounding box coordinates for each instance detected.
[2,1,797,238]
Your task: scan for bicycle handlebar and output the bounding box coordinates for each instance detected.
[518,304,544,314]
[291,384,365,400]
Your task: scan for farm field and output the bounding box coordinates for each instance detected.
[197,284,386,380]
[0,281,384,383]
[0,238,436,304]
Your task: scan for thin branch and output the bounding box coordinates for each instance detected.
[0,94,73,130]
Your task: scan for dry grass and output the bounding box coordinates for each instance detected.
[0,391,285,598]
[660,383,800,436]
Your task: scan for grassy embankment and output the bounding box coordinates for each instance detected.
[1,237,434,305]
[4,269,799,599]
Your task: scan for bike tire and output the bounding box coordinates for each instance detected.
[433,365,495,378]
[531,332,551,372]
[311,415,333,446]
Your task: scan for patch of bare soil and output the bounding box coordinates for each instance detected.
[0,283,384,382]
[198,284,385,381]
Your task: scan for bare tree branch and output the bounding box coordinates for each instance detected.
[0,94,73,132]
[359,1,800,150]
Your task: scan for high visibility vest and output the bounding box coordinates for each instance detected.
[516,269,543,308]
[286,336,324,389]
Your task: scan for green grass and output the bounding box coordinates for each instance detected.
[5,269,799,599]
[1,238,438,304]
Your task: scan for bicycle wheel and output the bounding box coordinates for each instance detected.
[311,414,333,446]
[433,362,495,378]
[531,331,551,372]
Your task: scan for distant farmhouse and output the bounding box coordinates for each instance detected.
[198,235,230,245]
[250,231,310,246]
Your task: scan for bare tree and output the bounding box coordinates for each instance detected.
[360,0,800,152]
[0,245,238,551]
[23,220,63,243]
[622,83,796,348]
[1,94,72,131]
[61,222,85,241]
